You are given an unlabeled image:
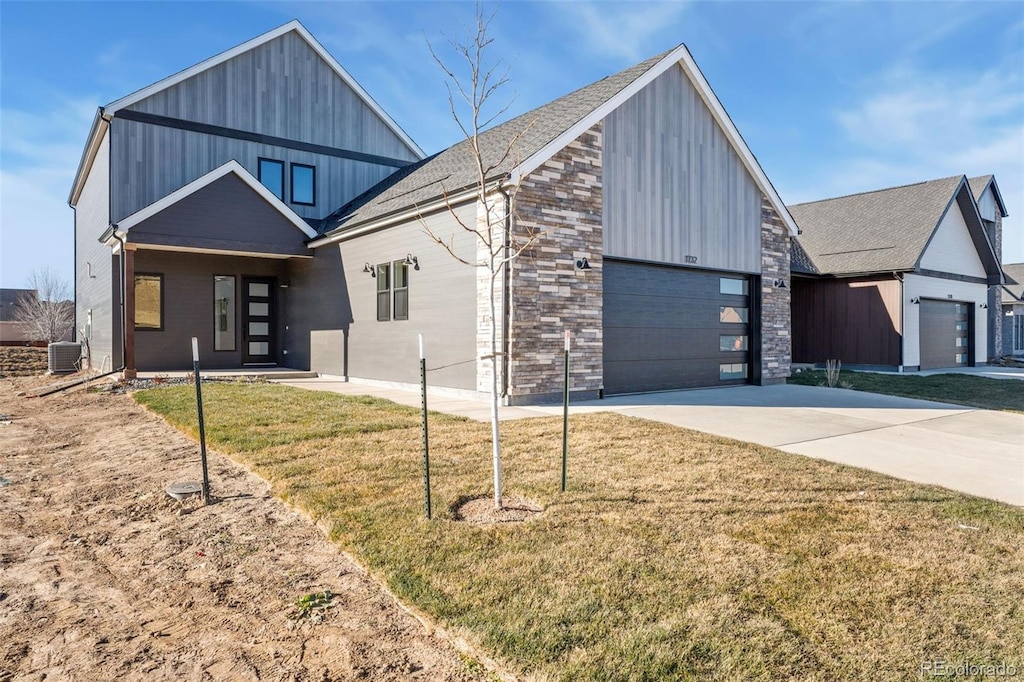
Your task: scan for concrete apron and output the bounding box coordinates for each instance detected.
[274,379,1024,507]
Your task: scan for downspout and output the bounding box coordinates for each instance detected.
[497,183,512,400]
[892,272,904,371]
[112,226,127,373]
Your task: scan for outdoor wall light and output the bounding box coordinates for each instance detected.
[363,263,374,277]
[575,257,592,271]
[979,303,989,309]
[772,278,787,289]
[911,297,920,304]
[279,280,290,289]
[404,254,420,270]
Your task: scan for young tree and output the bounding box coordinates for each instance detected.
[425,4,538,510]
[14,268,73,344]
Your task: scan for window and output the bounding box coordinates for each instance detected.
[376,263,391,321]
[720,277,748,296]
[134,274,163,330]
[258,158,284,199]
[214,275,235,351]
[393,261,409,320]
[720,363,748,380]
[1015,313,1024,353]
[290,163,315,206]
[720,335,748,352]
[720,306,748,324]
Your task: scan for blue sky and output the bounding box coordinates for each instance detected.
[1,0,1022,290]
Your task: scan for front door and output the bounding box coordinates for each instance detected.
[242,277,276,365]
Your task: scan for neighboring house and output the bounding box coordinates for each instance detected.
[71,21,797,403]
[0,288,38,345]
[1001,263,1024,358]
[789,175,1006,371]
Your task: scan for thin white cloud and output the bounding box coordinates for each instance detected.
[552,0,689,62]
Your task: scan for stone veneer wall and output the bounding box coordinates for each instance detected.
[505,123,604,404]
[760,197,792,383]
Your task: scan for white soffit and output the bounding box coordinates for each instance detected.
[115,159,317,239]
[104,20,424,159]
[511,45,799,237]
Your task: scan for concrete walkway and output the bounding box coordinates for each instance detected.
[274,378,1024,507]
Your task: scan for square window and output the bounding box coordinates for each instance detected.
[134,273,163,330]
[720,335,748,352]
[719,277,748,296]
[258,158,284,199]
[291,164,315,205]
[719,363,748,380]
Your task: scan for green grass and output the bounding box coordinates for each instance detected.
[788,370,1024,412]
[136,383,1024,680]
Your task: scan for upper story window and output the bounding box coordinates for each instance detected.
[291,163,315,206]
[258,158,284,200]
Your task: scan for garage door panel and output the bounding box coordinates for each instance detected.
[920,299,970,370]
[603,260,752,394]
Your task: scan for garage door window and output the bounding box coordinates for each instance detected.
[720,363,747,380]
[720,277,748,296]
[720,306,748,324]
[720,335,748,352]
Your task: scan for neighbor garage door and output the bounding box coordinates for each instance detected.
[919,299,971,370]
[603,260,752,394]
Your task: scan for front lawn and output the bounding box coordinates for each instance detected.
[788,370,1024,412]
[136,383,1024,680]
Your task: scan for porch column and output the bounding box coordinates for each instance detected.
[123,245,137,379]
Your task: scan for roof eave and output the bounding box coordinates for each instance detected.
[68,109,109,207]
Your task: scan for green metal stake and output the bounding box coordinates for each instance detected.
[419,334,432,519]
[192,337,211,505]
[561,330,570,492]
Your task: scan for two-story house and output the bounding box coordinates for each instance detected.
[71,20,797,403]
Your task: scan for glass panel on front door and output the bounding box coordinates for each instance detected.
[243,278,275,365]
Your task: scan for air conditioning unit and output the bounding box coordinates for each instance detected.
[48,341,81,374]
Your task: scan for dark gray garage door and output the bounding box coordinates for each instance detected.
[603,260,752,394]
[920,299,971,370]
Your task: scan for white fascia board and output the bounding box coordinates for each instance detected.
[132,243,311,259]
[115,159,318,239]
[509,45,800,237]
[68,111,110,207]
[104,20,425,160]
[308,190,479,247]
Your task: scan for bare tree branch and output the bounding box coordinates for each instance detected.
[13,268,73,344]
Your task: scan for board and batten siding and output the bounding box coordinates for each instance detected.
[603,64,762,274]
[74,130,121,370]
[339,202,479,391]
[902,274,988,368]
[110,118,400,223]
[918,201,987,278]
[125,31,418,161]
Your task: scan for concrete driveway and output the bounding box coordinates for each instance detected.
[277,378,1024,507]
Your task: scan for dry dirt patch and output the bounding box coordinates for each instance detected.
[0,379,482,681]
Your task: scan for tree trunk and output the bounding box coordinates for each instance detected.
[489,264,502,509]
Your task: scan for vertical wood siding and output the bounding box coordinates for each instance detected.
[791,277,902,367]
[111,31,419,223]
[75,131,120,368]
[603,65,761,273]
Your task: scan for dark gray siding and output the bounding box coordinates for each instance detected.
[603,65,762,274]
[112,31,419,223]
[126,174,311,256]
[603,260,751,393]
[74,131,120,369]
[339,203,478,390]
[285,244,351,375]
[133,250,286,370]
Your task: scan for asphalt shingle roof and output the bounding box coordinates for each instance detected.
[1003,263,1024,303]
[968,175,993,204]
[788,176,962,276]
[317,49,674,235]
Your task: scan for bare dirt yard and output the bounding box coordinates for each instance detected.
[0,377,482,681]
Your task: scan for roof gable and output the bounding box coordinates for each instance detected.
[791,175,1001,282]
[1002,263,1024,302]
[968,175,1008,221]
[314,44,799,241]
[111,160,315,242]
